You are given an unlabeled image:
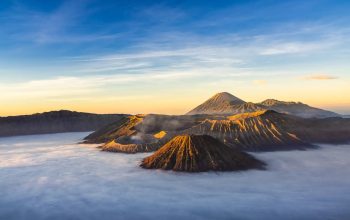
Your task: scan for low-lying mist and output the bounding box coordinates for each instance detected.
[0,132,349,220]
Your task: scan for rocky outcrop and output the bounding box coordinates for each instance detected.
[0,110,127,137]
[101,140,161,153]
[141,134,265,172]
[100,131,165,153]
[154,131,167,139]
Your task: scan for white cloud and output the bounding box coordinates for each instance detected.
[0,133,350,219]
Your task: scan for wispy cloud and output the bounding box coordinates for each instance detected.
[72,46,244,74]
[0,70,213,100]
[253,80,267,85]
[0,1,120,44]
[259,42,325,55]
[301,74,339,80]
[65,19,350,75]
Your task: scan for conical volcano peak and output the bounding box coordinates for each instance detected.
[141,134,265,172]
[186,92,248,115]
[210,92,245,104]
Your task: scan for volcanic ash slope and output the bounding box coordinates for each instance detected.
[141,134,265,172]
[183,110,309,151]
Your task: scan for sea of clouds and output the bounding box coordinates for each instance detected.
[0,132,350,220]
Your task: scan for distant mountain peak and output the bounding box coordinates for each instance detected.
[187,92,339,118]
[210,92,245,104]
[187,92,246,115]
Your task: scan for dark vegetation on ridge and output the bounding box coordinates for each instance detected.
[0,110,128,137]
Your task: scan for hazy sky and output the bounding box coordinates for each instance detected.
[0,0,349,116]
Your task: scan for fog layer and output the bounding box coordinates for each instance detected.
[0,132,349,220]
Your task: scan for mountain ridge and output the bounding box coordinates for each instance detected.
[0,110,128,137]
[85,109,350,153]
[183,110,310,151]
[187,92,339,118]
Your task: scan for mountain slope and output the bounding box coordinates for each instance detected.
[141,134,265,172]
[187,92,251,115]
[85,109,350,153]
[187,92,339,118]
[183,110,309,151]
[84,114,204,144]
[282,116,350,144]
[84,114,207,153]
[260,99,339,118]
[0,110,127,137]
[84,115,144,143]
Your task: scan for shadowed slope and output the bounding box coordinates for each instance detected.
[0,110,128,137]
[141,135,265,172]
[260,99,339,118]
[283,116,350,144]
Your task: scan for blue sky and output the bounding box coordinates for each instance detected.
[0,0,349,115]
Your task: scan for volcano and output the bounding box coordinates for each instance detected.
[141,134,265,172]
[187,92,339,118]
[85,110,350,153]
[186,92,261,115]
[183,110,309,151]
[84,115,144,144]
[83,92,349,154]
[84,114,204,144]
